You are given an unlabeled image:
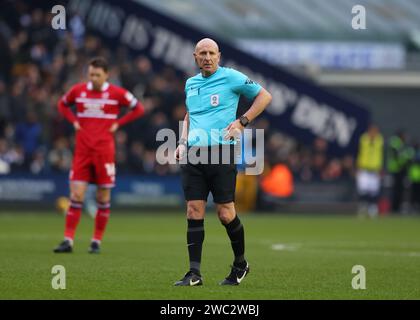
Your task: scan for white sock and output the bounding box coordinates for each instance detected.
[64,237,74,246]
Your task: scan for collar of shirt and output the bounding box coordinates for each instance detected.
[87,81,109,91]
[200,66,221,79]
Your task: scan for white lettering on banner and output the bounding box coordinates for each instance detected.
[292,96,356,147]
[224,60,297,115]
[120,15,151,50]
[86,1,124,37]
[151,27,196,74]
[70,0,197,74]
[150,26,170,58]
[68,0,91,20]
[226,59,358,147]
[334,112,357,148]
[265,81,294,115]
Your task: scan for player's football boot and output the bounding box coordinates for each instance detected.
[174,271,203,286]
[220,262,250,285]
[88,241,101,254]
[53,240,73,253]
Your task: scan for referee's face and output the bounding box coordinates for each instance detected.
[194,39,221,76]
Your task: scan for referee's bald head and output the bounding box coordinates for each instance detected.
[194,38,221,76]
[195,38,219,53]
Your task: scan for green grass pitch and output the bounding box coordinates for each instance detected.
[0,211,420,299]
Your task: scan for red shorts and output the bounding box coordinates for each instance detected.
[70,152,116,188]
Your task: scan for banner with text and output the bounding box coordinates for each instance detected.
[66,0,370,155]
[0,174,183,208]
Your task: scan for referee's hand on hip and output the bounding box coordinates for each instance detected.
[175,144,187,161]
[224,119,244,141]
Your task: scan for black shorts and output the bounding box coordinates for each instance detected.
[181,145,238,204]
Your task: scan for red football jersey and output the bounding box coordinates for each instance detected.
[59,81,142,154]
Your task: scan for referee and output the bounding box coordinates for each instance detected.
[174,38,272,286]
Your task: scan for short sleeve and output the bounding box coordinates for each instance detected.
[229,69,262,100]
[184,79,191,112]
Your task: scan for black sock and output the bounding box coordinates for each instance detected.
[187,219,204,275]
[223,215,246,268]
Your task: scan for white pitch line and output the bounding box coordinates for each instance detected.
[271,243,300,251]
[270,243,420,258]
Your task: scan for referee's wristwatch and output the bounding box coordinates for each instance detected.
[178,138,187,147]
[239,115,250,127]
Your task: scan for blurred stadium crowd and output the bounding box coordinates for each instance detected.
[0,3,358,183]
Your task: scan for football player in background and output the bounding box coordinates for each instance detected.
[53,57,145,253]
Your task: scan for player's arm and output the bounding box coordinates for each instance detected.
[180,112,189,142]
[175,112,189,160]
[57,85,81,130]
[241,88,272,123]
[225,71,272,139]
[110,91,145,132]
